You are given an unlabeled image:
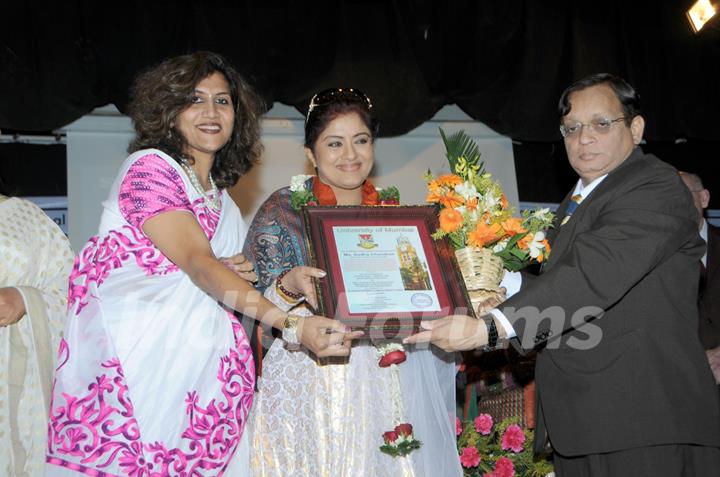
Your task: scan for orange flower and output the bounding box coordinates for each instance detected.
[439,208,464,233]
[426,191,442,203]
[467,222,502,248]
[427,180,442,193]
[500,193,509,210]
[436,174,463,187]
[426,181,445,203]
[501,217,527,237]
[518,233,532,250]
[537,239,551,263]
[438,191,465,209]
[466,197,478,211]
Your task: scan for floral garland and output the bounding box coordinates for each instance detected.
[288,175,418,458]
[376,343,422,457]
[289,174,400,210]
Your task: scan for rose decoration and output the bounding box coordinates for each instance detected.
[379,423,421,457]
[383,431,398,444]
[377,342,420,457]
[377,343,407,368]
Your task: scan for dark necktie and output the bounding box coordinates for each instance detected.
[560,194,583,226]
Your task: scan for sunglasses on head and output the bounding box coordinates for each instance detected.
[306,88,373,122]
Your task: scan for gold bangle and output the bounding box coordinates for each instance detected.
[281,314,302,346]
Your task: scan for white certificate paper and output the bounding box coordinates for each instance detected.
[333,225,441,314]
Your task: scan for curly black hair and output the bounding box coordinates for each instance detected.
[127,51,265,189]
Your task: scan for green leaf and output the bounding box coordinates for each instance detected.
[380,439,422,458]
[378,186,400,201]
[439,127,484,173]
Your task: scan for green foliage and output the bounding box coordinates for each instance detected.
[290,189,318,210]
[380,439,422,457]
[378,186,400,202]
[440,128,484,174]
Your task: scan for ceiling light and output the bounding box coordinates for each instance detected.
[687,0,717,32]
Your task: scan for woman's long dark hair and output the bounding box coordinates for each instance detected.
[127,51,265,188]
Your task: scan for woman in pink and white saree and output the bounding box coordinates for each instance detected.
[45,52,358,477]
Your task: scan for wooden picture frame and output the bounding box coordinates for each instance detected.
[302,205,474,339]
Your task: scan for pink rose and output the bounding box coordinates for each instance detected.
[383,431,398,444]
[474,413,494,435]
[455,416,463,436]
[379,350,407,367]
[493,456,515,477]
[500,424,525,453]
[459,446,481,468]
[306,200,318,206]
[380,199,399,205]
[394,423,413,437]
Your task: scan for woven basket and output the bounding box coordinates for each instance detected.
[455,247,504,310]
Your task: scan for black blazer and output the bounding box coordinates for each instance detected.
[700,223,720,349]
[500,148,720,456]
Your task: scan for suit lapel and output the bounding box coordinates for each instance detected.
[543,148,644,273]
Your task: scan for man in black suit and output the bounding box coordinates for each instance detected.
[407,73,720,475]
[680,171,720,384]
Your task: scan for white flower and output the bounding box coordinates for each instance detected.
[480,192,500,211]
[289,174,313,192]
[454,181,478,200]
[376,342,405,357]
[493,238,509,253]
[527,231,546,259]
[532,207,552,221]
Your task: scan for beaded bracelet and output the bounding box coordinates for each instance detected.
[276,270,304,303]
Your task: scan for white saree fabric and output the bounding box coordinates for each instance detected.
[0,196,74,477]
[249,288,462,477]
[46,150,255,476]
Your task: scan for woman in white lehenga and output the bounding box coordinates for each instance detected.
[0,193,74,477]
[44,53,359,477]
[244,89,463,476]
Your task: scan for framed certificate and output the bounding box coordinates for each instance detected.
[302,205,475,339]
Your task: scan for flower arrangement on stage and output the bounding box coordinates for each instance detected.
[425,129,555,272]
[456,414,553,477]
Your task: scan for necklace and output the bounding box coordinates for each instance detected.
[179,158,220,212]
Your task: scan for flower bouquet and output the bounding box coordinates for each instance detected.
[425,129,555,308]
[456,414,553,477]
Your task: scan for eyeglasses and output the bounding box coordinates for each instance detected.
[559,117,626,138]
[306,88,373,122]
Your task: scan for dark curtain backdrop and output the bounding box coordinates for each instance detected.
[1,1,719,202]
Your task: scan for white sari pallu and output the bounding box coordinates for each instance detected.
[0,196,74,477]
[46,150,255,477]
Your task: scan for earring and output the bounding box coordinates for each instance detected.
[167,129,173,139]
